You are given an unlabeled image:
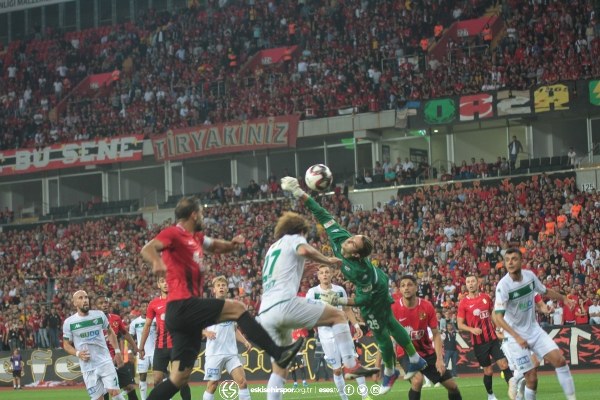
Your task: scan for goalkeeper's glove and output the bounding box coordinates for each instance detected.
[320,289,348,306]
[281,176,306,199]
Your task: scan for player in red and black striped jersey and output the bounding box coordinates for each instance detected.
[457,274,513,400]
[393,275,462,400]
[139,277,191,400]
[141,197,304,400]
[96,296,140,400]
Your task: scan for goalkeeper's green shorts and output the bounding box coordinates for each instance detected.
[359,301,394,334]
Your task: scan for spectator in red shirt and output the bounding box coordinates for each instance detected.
[574,299,589,325]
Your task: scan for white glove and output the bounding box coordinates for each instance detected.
[320,290,348,306]
[280,176,306,198]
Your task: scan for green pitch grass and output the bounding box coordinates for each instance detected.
[1,372,597,399]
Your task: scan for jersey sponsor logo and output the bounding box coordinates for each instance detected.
[70,318,103,331]
[508,282,534,300]
[80,329,101,339]
[407,328,426,340]
[361,284,372,293]
[518,299,534,311]
[516,355,530,366]
[472,309,490,319]
[323,220,335,229]
[193,250,202,266]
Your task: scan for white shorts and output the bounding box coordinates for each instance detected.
[257,297,325,346]
[501,340,535,374]
[137,355,153,374]
[320,337,342,369]
[503,326,559,373]
[203,355,243,381]
[83,362,119,400]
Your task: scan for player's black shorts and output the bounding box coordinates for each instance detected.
[153,348,172,374]
[12,370,22,378]
[166,298,225,370]
[420,353,454,384]
[116,362,135,388]
[474,339,506,367]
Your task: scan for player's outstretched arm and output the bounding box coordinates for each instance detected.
[281,176,308,200]
[205,235,244,254]
[281,176,351,244]
[297,244,342,267]
[281,176,339,223]
[545,288,574,308]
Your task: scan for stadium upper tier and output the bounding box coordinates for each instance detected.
[8,0,599,152]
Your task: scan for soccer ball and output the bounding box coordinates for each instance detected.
[305,164,333,191]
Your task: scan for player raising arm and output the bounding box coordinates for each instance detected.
[492,248,576,400]
[281,177,426,395]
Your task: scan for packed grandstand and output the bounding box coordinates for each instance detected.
[2,172,600,350]
[1,0,600,365]
[1,0,599,150]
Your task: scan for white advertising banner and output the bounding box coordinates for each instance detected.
[0,0,74,14]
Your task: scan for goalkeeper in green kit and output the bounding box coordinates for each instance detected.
[281,177,427,394]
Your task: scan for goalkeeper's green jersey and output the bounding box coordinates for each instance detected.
[305,197,393,308]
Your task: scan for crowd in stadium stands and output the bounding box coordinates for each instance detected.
[0,208,14,225]
[2,172,600,351]
[11,0,600,151]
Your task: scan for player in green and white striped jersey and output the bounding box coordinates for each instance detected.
[493,248,576,400]
[63,290,124,400]
[281,176,427,395]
